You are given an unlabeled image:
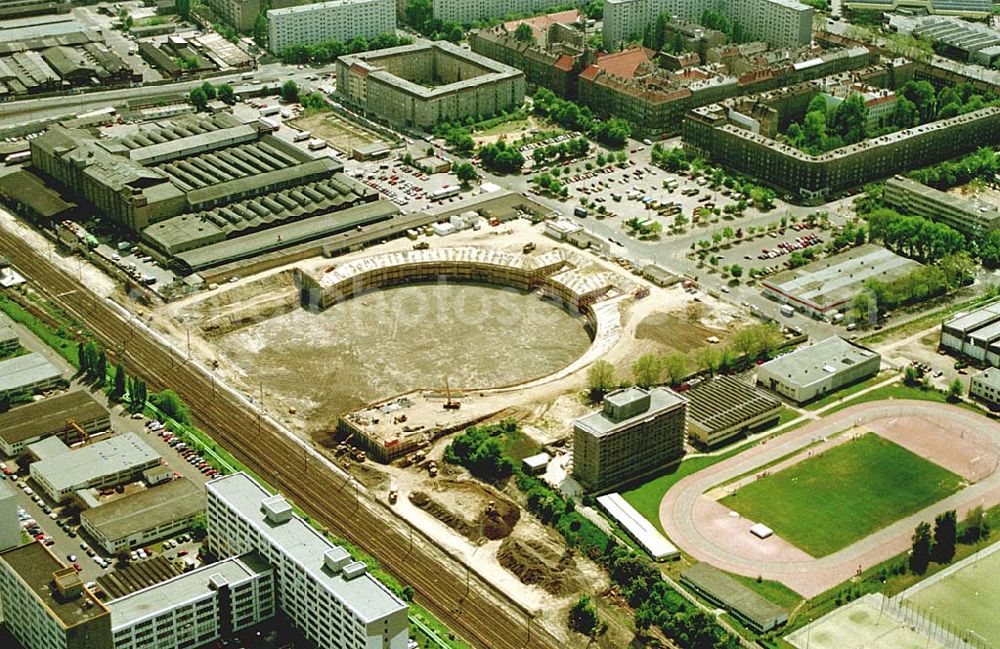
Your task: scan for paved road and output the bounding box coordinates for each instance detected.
[659,401,1000,598]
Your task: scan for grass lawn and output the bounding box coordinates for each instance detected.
[822,382,981,416]
[775,406,802,426]
[720,433,963,557]
[476,118,532,137]
[727,572,804,609]
[804,372,893,411]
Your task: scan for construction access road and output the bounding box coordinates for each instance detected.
[0,226,563,649]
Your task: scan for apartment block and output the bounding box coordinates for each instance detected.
[603,0,813,51]
[884,174,1000,236]
[431,0,572,24]
[205,472,409,649]
[108,554,274,649]
[573,387,687,492]
[203,0,260,32]
[267,0,396,54]
[0,542,113,649]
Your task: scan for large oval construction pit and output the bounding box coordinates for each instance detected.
[216,281,592,425]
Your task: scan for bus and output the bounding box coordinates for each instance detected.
[431,185,461,201]
[5,151,30,165]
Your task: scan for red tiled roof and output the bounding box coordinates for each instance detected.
[553,54,575,72]
[592,47,654,80]
[504,9,582,40]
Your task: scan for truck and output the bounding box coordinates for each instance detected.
[780,304,795,317]
[293,130,311,142]
[259,105,280,117]
[257,117,279,132]
[307,138,327,151]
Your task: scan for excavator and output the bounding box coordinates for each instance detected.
[443,377,461,411]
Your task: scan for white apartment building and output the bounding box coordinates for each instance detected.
[603,0,813,50]
[432,0,575,24]
[205,473,410,649]
[267,0,396,54]
[0,480,19,551]
[108,554,274,649]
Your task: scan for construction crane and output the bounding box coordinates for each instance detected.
[443,377,461,410]
[66,419,89,446]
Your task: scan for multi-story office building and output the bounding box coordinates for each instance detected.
[0,542,113,649]
[0,480,19,551]
[756,337,881,404]
[573,387,687,492]
[29,432,161,503]
[603,0,813,51]
[80,478,204,555]
[884,175,1000,236]
[205,472,409,649]
[108,554,274,649]
[267,0,396,55]
[337,41,525,130]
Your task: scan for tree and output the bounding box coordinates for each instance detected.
[111,362,127,401]
[947,378,964,402]
[189,86,208,111]
[830,93,868,145]
[176,0,191,20]
[151,389,192,425]
[910,521,932,574]
[191,513,208,541]
[200,82,217,101]
[77,341,90,373]
[568,595,604,637]
[454,162,478,186]
[931,510,957,563]
[513,22,534,43]
[216,83,235,104]
[587,360,616,402]
[662,352,688,386]
[729,264,743,279]
[253,11,268,46]
[632,353,664,388]
[961,504,989,543]
[94,351,107,388]
[281,80,299,103]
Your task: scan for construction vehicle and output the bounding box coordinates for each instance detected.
[443,378,461,410]
[413,241,430,251]
[428,461,438,478]
[522,242,536,254]
[352,449,367,462]
[388,483,398,504]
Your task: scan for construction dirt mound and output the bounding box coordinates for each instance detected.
[496,537,584,596]
[179,270,299,337]
[409,480,520,542]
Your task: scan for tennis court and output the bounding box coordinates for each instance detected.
[785,595,946,649]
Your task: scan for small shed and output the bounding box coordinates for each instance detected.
[521,452,551,475]
[750,523,773,539]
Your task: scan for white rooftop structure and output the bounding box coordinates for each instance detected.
[597,492,679,560]
[750,523,774,539]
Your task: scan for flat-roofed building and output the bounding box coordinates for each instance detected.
[680,562,788,633]
[756,337,881,404]
[685,376,782,448]
[205,473,409,649]
[573,387,687,492]
[0,480,18,550]
[0,390,109,457]
[267,0,395,55]
[941,299,1000,366]
[108,553,274,649]
[884,175,1000,236]
[80,478,204,555]
[0,352,62,398]
[761,245,922,319]
[30,432,161,503]
[597,492,679,560]
[0,542,113,649]
[845,0,992,19]
[0,311,18,354]
[970,367,1000,410]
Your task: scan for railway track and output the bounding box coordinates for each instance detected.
[0,229,566,649]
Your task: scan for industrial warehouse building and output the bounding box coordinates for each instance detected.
[0,390,109,457]
[761,245,921,319]
[573,387,687,492]
[756,337,882,404]
[80,478,204,555]
[884,175,1000,236]
[29,112,397,271]
[685,376,783,448]
[0,352,62,398]
[845,0,992,18]
[29,432,161,503]
[337,41,525,130]
[680,563,789,633]
[941,299,1000,366]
